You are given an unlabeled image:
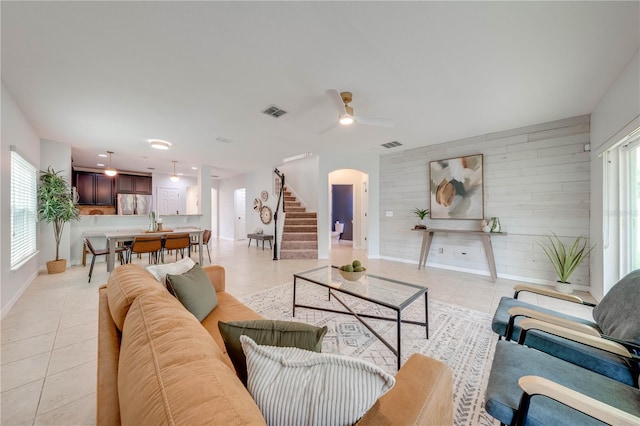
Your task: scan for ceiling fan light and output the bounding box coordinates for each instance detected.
[339,114,354,125]
[149,139,172,150]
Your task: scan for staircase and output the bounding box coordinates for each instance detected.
[279,188,318,259]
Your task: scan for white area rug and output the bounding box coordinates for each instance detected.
[241,282,499,426]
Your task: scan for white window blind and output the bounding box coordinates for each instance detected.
[11,147,38,268]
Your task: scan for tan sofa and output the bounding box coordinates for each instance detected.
[97,263,453,425]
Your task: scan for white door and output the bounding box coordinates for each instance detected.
[234,188,246,240]
[158,187,180,215]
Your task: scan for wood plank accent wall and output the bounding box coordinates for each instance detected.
[379,115,591,287]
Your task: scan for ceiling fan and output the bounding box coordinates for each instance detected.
[318,89,394,134]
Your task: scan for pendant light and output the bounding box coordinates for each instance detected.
[104,151,117,176]
[170,160,179,182]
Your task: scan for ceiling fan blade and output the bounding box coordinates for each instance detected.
[354,116,395,128]
[325,89,346,116]
[317,120,339,135]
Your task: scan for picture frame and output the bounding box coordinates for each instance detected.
[429,154,484,219]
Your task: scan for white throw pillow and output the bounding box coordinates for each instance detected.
[145,257,195,286]
[240,335,395,426]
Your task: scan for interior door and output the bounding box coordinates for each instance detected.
[158,187,180,215]
[332,184,353,241]
[234,188,246,240]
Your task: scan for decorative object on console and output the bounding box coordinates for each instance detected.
[412,208,430,229]
[539,232,594,294]
[429,154,483,219]
[260,205,273,224]
[37,167,80,274]
[489,217,501,233]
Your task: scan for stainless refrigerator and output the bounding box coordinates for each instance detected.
[117,194,153,215]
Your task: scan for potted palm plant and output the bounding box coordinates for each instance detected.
[413,208,430,229]
[539,233,594,294]
[37,167,80,274]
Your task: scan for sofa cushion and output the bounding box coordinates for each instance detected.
[218,320,328,385]
[107,263,166,331]
[167,264,218,321]
[240,335,394,426]
[118,291,266,425]
[593,269,640,344]
[145,257,195,286]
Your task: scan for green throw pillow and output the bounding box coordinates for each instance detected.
[166,264,218,321]
[218,320,328,386]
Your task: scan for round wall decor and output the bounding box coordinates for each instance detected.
[253,198,262,211]
[260,205,273,224]
[261,190,269,202]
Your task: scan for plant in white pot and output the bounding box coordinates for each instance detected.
[37,167,80,274]
[539,233,594,294]
[413,208,430,229]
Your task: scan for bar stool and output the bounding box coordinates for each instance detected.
[84,237,126,283]
[128,236,163,264]
[163,233,191,262]
[190,229,212,263]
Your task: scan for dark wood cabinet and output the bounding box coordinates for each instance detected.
[74,172,115,205]
[116,175,152,195]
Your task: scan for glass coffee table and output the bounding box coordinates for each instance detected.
[293,265,428,370]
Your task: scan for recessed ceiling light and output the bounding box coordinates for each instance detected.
[191,166,198,170]
[97,163,105,167]
[216,137,232,143]
[149,139,172,150]
[98,153,108,158]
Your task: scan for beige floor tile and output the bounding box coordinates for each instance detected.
[35,392,95,426]
[1,352,50,392]
[53,321,98,350]
[1,320,59,346]
[1,379,43,425]
[1,332,56,365]
[47,339,97,376]
[37,360,96,415]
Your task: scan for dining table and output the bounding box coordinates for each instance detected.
[104,227,205,272]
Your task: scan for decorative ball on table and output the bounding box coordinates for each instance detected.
[338,260,366,281]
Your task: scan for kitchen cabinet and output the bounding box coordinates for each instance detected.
[74,172,115,205]
[116,175,152,195]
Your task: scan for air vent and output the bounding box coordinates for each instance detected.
[262,105,287,118]
[381,141,402,149]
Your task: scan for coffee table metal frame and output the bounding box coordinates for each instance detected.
[293,265,429,370]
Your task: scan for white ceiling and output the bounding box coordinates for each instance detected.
[2,1,639,178]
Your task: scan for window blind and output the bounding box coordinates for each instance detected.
[11,147,38,268]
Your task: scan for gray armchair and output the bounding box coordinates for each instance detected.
[491,269,640,386]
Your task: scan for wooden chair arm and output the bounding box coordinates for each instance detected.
[518,376,640,426]
[518,318,632,358]
[513,284,596,306]
[507,307,600,337]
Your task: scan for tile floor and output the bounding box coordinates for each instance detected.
[0,239,596,425]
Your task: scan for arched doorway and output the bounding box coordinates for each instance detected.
[328,169,369,251]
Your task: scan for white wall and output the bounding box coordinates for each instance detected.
[278,156,319,211]
[39,139,72,267]
[1,82,41,317]
[590,48,640,299]
[380,115,592,288]
[217,174,247,240]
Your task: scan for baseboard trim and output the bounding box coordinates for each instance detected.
[1,269,38,320]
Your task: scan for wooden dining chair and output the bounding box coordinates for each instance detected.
[190,229,212,263]
[129,236,163,265]
[163,233,191,262]
[84,237,126,283]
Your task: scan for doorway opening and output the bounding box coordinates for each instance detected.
[328,169,369,253]
[234,188,246,240]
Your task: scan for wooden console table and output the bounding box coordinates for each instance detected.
[414,228,507,282]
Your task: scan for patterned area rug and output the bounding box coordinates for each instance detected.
[241,282,499,426]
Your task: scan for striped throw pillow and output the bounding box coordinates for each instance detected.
[240,335,395,425]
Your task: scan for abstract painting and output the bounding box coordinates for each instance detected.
[429,154,484,219]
